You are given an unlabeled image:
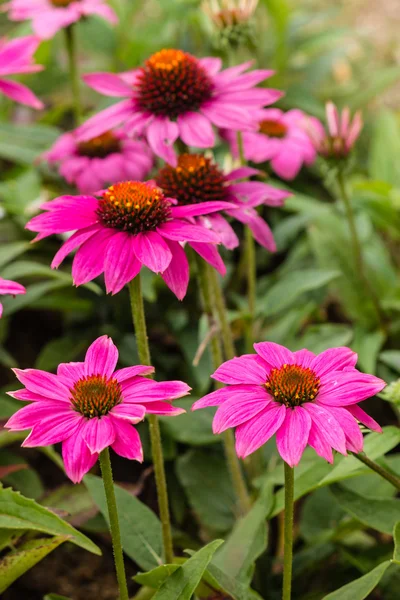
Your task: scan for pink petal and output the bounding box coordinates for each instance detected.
[271,145,303,180]
[213,355,269,385]
[122,379,190,402]
[308,421,334,463]
[7,389,56,403]
[23,411,83,447]
[62,424,98,483]
[82,416,116,454]
[326,102,340,137]
[83,72,132,97]
[177,112,215,148]
[327,406,364,453]
[138,401,185,416]
[103,231,141,294]
[190,242,226,276]
[5,400,69,430]
[235,210,276,252]
[225,167,261,181]
[0,77,43,109]
[161,240,189,300]
[110,403,146,422]
[200,214,238,250]
[276,406,312,467]
[158,220,219,243]
[57,362,85,381]
[213,395,271,433]
[346,111,363,148]
[346,404,382,433]
[72,227,115,287]
[12,368,71,401]
[317,371,386,406]
[171,201,236,219]
[292,349,316,368]
[201,101,254,130]
[76,100,134,142]
[109,417,143,461]
[146,117,179,165]
[235,403,287,458]
[310,347,358,378]
[132,231,172,273]
[253,342,294,369]
[0,278,26,295]
[84,335,118,378]
[198,57,222,75]
[113,365,155,382]
[303,403,347,455]
[51,225,100,269]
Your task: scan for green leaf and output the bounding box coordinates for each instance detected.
[369,111,400,186]
[260,269,340,317]
[331,485,400,534]
[134,564,180,588]
[84,474,163,570]
[322,560,391,600]
[0,535,67,594]
[0,280,70,315]
[160,399,218,446]
[152,540,223,600]
[176,449,235,533]
[0,122,59,164]
[0,242,30,269]
[0,486,100,555]
[213,483,274,583]
[394,522,400,564]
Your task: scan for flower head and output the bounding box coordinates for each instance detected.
[45,128,153,194]
[156,153,290,251]
[0,277,26,317]
[307,102,363,160]
[202,0,259,49]
[75,49,282,165]
[0,36,43,108]
[26,180,235,299]
[6,335,189,482]
[3,0,118,40]
[223,108,322,180]
[193,342,385,466]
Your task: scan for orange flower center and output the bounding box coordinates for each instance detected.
[266,364,320,407]
[97,181,172,234]
[259,119,288,138]
[156,153,227,205]
[51,0,78,7]
[70,374,122,418]
[136,49,213,119]
[77,131,121,159]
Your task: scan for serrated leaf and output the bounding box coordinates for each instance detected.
[152,540,223,600]
[84,474,163,570]
[322,560,391,600]
[0,535,68,594]
[331,484,400,534]
[0,486,100,555]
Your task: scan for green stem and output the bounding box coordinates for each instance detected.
[282,462,294,600]
[353,452,400,491]
[209,268,236,360]
[65,24,82,125]
[195,254,251,514]
[237,130,256,353]
[336,170,384,327]
[99,448,129,600]
[128,275,174,564]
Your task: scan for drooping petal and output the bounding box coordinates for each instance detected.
[22,411,83,447]
[5,401,70,431]
[51,225,101,269]
[310,347,358,378]
[75,100,134,142]
[0,78,43,109]
[132,231,172,273]
[276,406,312,467]
[303,403,347,455]
[138,401,185,416]
[346,404,382,433]
[72,227,115,287]
[235,403,287,458]
[171,201,236,219]
[212,355,269,385]
[177,112,215,148]
[84,335,119,378]
[327,406,364,453]
[109,417,143,461]
[146,116,179,165]
[122,379,191,402]
[307,421,334,463]
[253,342,294,369]
[213,395,271,433]
[81,416,116,454]
[62,424,98,483]
[158,220,219,243]
[104,231,141,294]
[160,240,189,300]
[189,242,226,276]
[82,72,133,97]
[201,214,239,250]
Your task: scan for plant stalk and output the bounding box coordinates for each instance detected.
[99,448,129,600]
[208,267,236,360]
[353,452,400,491]
[195,254,251,514]
[282,462,294,600]
[128,275,174,564]
[64,24,82,125]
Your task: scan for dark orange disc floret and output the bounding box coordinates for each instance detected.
[156,153,227,205]
[77,131,121,158]
[97,181,172,233]
[136,49,214,119]
[70,374,122,418]
[259,119,288,138]
[265,364,320,407]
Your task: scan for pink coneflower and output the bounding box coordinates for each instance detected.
[193,342,385,466]
[0,278,26,317]
[3,0,118,41]
[223,108,322,180]
[25,180,235,299]
[6,335,189,483]
[75,49,283,165]
[307,102,363,160]
[156,154,290,251]
[0,35,43,109]
[44,129,153,194]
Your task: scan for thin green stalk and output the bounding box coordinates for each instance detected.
[353,452,400,491]
[128,275,174,564]
[282,462,294,600]
[99,448,129,600]
[195,254,251,514]
[237,131,256,352]
[336,170,384,328]
[209,267,236,360]
[64,24,82,125]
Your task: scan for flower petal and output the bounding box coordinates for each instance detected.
[158,220,219,243]
[189,242,226,275]
[253,342,294,369]
[12,368,71,401]
[22,411,82,447]
[62,424,98,483]
[235,403,287,458]
[132,231,172,273]
[276,406,312,467]
[177,112,215,148]
[213,394,271,433]
[110,403,146,422]
[161,240,189,300]
[346,404,382,433]
[83,72,133,97]
[327,406,364,453]
[109,417,143,461]
[113,365,155,382]
[212,355,269,385]
[104,231,141,294]
[317,371,386,406]
[192,384,267,410]
[146,116,179,165]
[5,401,70,430]
[303,403,347,455]
[310,347,358,378]
[82,416,116,454]
[84,335,118,378]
